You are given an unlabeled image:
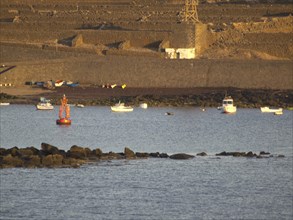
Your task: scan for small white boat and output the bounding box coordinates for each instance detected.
[0,102,10,106]
[274,111,283,115]
[222,96,237,114]
[260,106,283,113]
[36,97,54,110]
[54,80,64,87]
[111,102,133,112]
[36,102,54,110]
[140,103,148,109]
[76,104,84,108]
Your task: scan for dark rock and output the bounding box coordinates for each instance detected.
[23,155,41,168]
[197,152,207,156]
[27,146,40,155]
[100,152,124,160]
[8,147,21,157]
[2,154,23,167]
[260,151,270,155]
[93,148,103,157]
[41,143,60,156]
[0,148,8,156]
[42,154,64,167]
[149,152,160,158]
[160,153,169,158]
[245,151,256,157]
[18,148,35,156]
[170,153,195,160]
[216,151,246,157]
[136,152,149,158]
[216,151,228,156]
[124,147,136,159]
[63,158,83,167]
[67,145,87,159]
[232,152,246,157]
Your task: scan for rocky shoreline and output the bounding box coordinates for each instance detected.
[0,143,285,169]
[1,87,293,108]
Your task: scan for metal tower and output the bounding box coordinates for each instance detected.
[182,0,199,23]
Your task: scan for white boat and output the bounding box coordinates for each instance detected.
[222,96,237,114]
[0,102,10,106]
[54,80,64,87]
[36,97,54,110]
[260,106,283,113]
[274,111,283,115]
[140,103,148,109]
[111,102,133,112]
[36,102,54,110]
[76,104,85,108]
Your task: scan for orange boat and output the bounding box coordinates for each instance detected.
[56,94,71,125]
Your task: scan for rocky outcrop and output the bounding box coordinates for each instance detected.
[170,153,195,160]
[0,144,283,168]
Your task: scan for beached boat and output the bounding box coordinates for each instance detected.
[111,102,133,112]
[222,96,237,114]
[36,97,54,110]
[56,94,71,125]
[260,107,283,113]
[54,80,64,87]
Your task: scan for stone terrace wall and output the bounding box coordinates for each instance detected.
[1,55,292,90]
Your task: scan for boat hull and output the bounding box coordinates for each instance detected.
[56,118,71,125]
[260,107,283,113]
[111,106,133,112]
[222,106,237,114]
[36,105,54,110]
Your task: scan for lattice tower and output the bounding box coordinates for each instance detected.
[182,0,199,23]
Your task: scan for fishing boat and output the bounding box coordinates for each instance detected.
[0,102,10,106]
[260,107,283,113]
[111,102,133,112]
[140,103,148,109]
[36,97,54,110]
[56,94,71,125]
[274,111,283,115]
[222,96,237,114]
[76,104,84,108]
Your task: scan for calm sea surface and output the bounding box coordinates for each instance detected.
[0,105,292,220]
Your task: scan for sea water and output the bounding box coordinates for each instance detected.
[0,105,292,219]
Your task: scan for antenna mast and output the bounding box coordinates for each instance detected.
[182,0,200,23]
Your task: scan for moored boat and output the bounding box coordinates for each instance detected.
[260,107,283,113]
[36,97,54,110]
[0,102,10,106]
[274,111,283,115]
[76,104,84,108]
[111,102,133,112]
[222,96,237,114]
[140,103,148,109]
